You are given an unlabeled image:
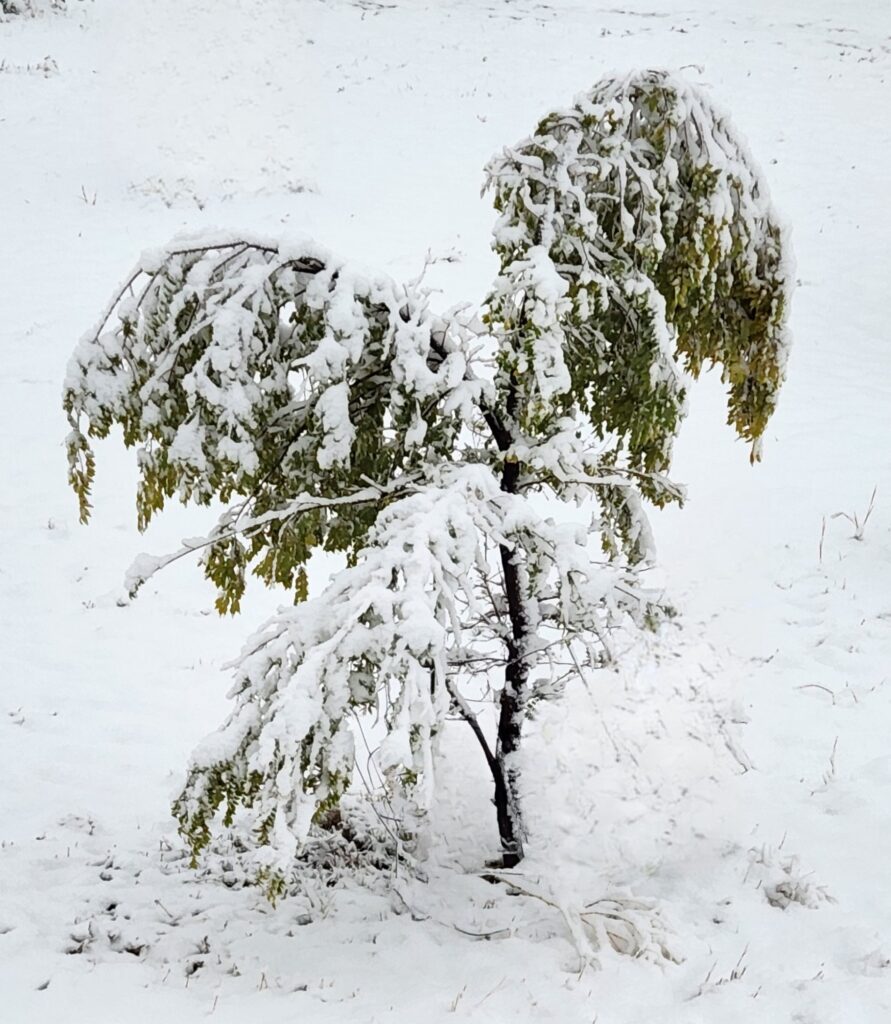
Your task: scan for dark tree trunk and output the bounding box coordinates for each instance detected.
[494,537,529,866]
[491,381,530,867]
[441,340,532,867]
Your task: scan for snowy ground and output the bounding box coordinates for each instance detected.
[2,0,890,1020]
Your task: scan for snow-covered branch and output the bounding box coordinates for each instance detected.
[485,69,793,477]
[64,235,486,609]
[173,464,650,887]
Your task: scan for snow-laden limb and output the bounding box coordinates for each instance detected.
[484,69,793,498]
[173,465,650,891]
[63,234,484,611]
[511,417,685,563]
[483,874,683,970]
[173,467,504,888]
[122,480,411,599]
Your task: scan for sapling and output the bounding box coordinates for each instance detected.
[64,70,792,890]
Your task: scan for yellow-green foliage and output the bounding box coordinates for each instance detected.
[63,73,791,888]
[63,241,473,614]
[485,69,791,478]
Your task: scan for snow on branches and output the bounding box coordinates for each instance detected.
[64,234,483,611]
[484,69,793,484]
[65,70,792,880]
[173,465,648,891]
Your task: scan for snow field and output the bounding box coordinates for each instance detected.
[2,1,890,1021]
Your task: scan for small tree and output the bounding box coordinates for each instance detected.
[64,71,791,888]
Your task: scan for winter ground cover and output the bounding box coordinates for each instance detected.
[2,0,890,1021]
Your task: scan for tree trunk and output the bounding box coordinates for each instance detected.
[492,388,530,867]
[447,668,523,866]
[494,538,529,866]
[454,357,532,867]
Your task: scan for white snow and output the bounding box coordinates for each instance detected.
[2,0,890,1022]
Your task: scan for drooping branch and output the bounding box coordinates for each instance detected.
[484,69,793,559]
[123,478,418,599]
[172,466,530,887]
[64,236,486,610]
